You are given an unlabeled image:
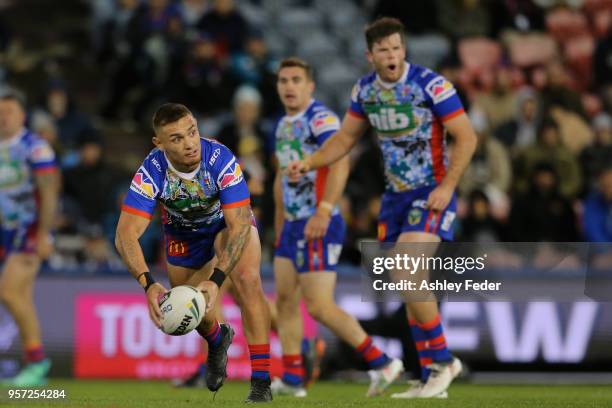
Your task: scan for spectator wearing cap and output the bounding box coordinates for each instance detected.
[583,166,612,242]
[513,119,582,198]
[580,113,612,193]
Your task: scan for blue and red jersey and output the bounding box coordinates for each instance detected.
[348,63,464,193]
[0,129,57,230]
[274,99,341,221]
[122,138,249,234]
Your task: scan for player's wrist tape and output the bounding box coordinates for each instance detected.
[209,268,226,288]
[137,272,156,293]
[318,201,333,216]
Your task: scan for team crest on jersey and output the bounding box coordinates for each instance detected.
[425,76,456,104]
[30,144,55,163]
[130,167,158,199]
[218,159,243,189]
[311,111,339,135]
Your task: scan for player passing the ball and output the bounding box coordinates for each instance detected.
[0,90,59,386]
[287,18,477,399]
[115,103,272,402]
[271,57,403,398]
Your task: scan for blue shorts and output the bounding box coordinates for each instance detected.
[0,224,37,260]
[378,185,457,243]
[275,214,345,273]
[163,220,226,269]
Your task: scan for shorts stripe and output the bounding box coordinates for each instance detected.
[317,239,324,271]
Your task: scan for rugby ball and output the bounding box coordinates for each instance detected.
[159,285,206,336]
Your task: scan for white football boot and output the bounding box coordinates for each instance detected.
[366,358,404,397]
[270,377,307,397]
[391,357,462,399]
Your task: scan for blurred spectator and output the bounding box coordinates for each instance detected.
[216,86,267,200]
[43,83,100,166]
[196,0,250,57]
[580,113,612,192]
[548,105,593,154]
[436,0,492,39]
[371,0,438,35]
[178,0,209,28]
[458,190,506,242]
[494,87,540,151]
[166,33,235,116]
[230,29,280,118]
[508,162,579,241]
[540,60,586,118]
[474,67,517,130]
[582,167,612,242]
[513,119,582,198]
[459,107,512,201]
[594,31,612,110]
[101,0,183,120]
[63,136,120,233]
[96,0,140,66]
[490,0,545,32]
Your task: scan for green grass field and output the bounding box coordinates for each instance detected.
[1,380,611,408]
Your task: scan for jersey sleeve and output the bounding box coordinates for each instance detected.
[211,144,250,209]
[28,137,57,174]
[347,81,366,119]
[122,155,161,219]
[309,109,341,145]
[422,72,465,122]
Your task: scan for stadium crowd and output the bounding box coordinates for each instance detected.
[0,0,610,273]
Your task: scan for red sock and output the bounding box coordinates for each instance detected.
[281,354,304,386]
[249,344,270,381]
[356,336,390,370]
[25,344,45,363]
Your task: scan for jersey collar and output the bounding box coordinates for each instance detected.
[284,99,315,122]
[376,62,410,89]
[164,152,201,180]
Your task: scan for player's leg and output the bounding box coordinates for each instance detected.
[388,197,462,398]
[270,256,306,397]
[299,268,403,397]
[0,252,50,386]
[214,225,272,402]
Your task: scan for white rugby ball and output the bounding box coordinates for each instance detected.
[159,285,206,336]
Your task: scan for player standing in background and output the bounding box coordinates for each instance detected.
[114,103,272,402]
[0,91,59,386]
[288,18,477,398]
[272,58,403,398]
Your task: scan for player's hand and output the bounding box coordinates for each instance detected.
[146,282,167,328]
[35,231,53,259]
[426,183,454,212]
[286,158,311,182]
[304,211,331,241]
[197,280,219,313]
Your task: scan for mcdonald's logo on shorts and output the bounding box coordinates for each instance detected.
[167,240,189,257]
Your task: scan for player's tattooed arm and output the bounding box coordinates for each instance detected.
[217,204,253,275]
[115,212,151,279]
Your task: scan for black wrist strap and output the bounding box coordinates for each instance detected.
[209,268,226,288]
[137,272,156,293]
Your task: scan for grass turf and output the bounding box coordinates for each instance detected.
[1,380,611,407]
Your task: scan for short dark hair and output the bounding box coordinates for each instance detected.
[0,89,27,110]
[365,17,405,50]
[277,57,314,81]
[152,103,192,132]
